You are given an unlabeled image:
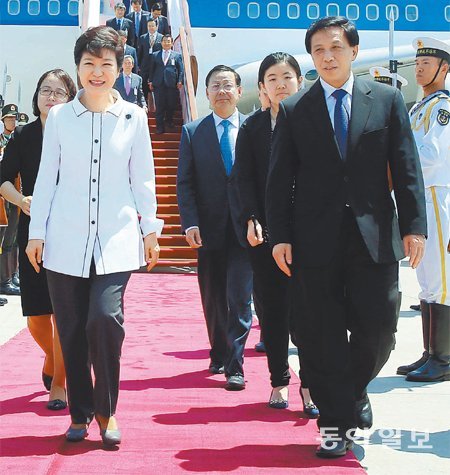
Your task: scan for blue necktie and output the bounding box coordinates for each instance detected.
[332,89,349,160]
[135,12,140,36]
[118,18,122,29]
[220,120,233,176]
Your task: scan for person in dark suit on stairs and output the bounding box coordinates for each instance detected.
[177,65,253,391]
[117,30,139,73]
[148,35,183,134]
[126,0,149,50]
[266,17,427,458]
[139,18,163,102]
[106,3,133,46]
[114,55,147,110]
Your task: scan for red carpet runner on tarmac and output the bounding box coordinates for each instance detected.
[0,274,366,474]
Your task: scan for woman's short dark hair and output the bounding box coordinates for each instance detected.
[74,26,124,70]
[205,65,241,87]
[258,52,302,84]
[305,16,359,54]
[32,69,77,116]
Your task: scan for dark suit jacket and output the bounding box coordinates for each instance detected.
[151,15,170,35]
[124,44,139,73]
[106,17,133,45]
[148,50,184,88]
[138,31,163,72]
[126,10,150,48]
[266,77,427,267]
[177,113,248,250]
[114,72,146,108]
[235,108,272,228]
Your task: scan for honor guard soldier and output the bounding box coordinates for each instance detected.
[369,66,408,90]
[18,112,29,126]
[398,37,450,382]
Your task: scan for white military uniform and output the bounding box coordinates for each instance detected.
[410,83,450,306]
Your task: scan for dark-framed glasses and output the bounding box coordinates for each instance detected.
[39,87,68,100]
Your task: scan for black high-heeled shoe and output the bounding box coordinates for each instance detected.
[300,386,319,418]
[42,372,53,391]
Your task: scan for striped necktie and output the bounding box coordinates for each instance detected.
[332,89,349,160]
[220,119,233,176]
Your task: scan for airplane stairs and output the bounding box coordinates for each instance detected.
[148,110,197,269]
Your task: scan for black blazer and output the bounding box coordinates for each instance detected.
[0,119,43,245]
[138,31,163,71]
[235,108,272,228]
[148,50,184,88]
[266,77,427,267]
[177,113,248,250]
[106,17,133,45]
[126,10,150,48]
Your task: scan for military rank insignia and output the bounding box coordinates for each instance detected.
[437,109,449,126]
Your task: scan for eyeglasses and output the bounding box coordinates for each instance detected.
[39,87,69,100]
[208,83,235,93]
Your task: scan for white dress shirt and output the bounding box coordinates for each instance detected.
[29,90,163,278]
[320,73,354,130]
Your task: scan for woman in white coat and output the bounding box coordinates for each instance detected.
[26,26,163,446]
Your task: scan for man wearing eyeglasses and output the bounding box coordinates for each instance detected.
[106,3,133,46]
[177,65,253,391]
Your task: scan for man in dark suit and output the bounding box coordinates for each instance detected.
[138,18,163,91]
[114,55,147,110]
[266,17,427,458]
[147,0,167,16]
[150,3,170,36]
[148,35,183,133]
[177,65,253,391]
[117,30,138,73]
[106,2,133,46]
[126,0,149,50]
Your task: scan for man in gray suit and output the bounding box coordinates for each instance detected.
[177,65,253,391]
[114,55,147,111]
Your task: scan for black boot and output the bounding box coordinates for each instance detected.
[397,301,430,375]
[406,303,450,382]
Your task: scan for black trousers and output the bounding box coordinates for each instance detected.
[197,231,253,376]
[249,243,291,387]
[293,208,398,431]
[153,85,178,129]
[47,265,131,424]
[0,201,19,283]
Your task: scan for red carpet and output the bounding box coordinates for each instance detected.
[0,274,366,474]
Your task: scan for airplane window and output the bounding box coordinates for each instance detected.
[228,2,240,19]
[267,3,280,19]
[48,0,60,15]
[307,4,320,19]
[287,3,300,19]
[346,4,359,20]
[445,5,450,22]
[405,5,418,21]
[28,0,40,16]
[327,4,339,17]
[68,0,79,16]
[366,4,379,21]
[7,0,20,15]
[386,5,399,21]
[248,3,260,19]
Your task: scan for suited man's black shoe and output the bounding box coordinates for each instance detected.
[0,279,20,295]
[397,351,429,375]
[410,304,421,311]
[12,272,20,287]
[355,394,373,429]
[208,361,225,374]
[225,374,245,391]
[316,434,354,458]
[254,341,266,353]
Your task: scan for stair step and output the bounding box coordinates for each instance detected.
[152,141,180,150]
[159,246,197,258]
[158,234,187,246]
[155,166,178,174]
[154,159,178,169]
[151,133,180,141]
[156,175,177,185]
[156,258,197,268]
[148,110,182,118]
[148,117,183,126]
[150,126,182,134]
[158,203,179,213]
[156,184,176,194]
[153,149,179,158]
[159,213,180,224]
[157,193,177,204]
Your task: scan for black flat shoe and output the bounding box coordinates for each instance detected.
[316,436,354,458]
[268,387,289,409]
[42,372,53,391]
[65,425,88,442]
[254,341,266,353]
[47,399,67,410]
[100,428,122,446]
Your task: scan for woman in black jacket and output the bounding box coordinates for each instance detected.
[235,52,318,417]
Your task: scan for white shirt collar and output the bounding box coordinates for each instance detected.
[72,89,124,117]
[320,73,354,99]
[213,109,240,128]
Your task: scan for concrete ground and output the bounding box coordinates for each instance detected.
[1,261,449,474]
